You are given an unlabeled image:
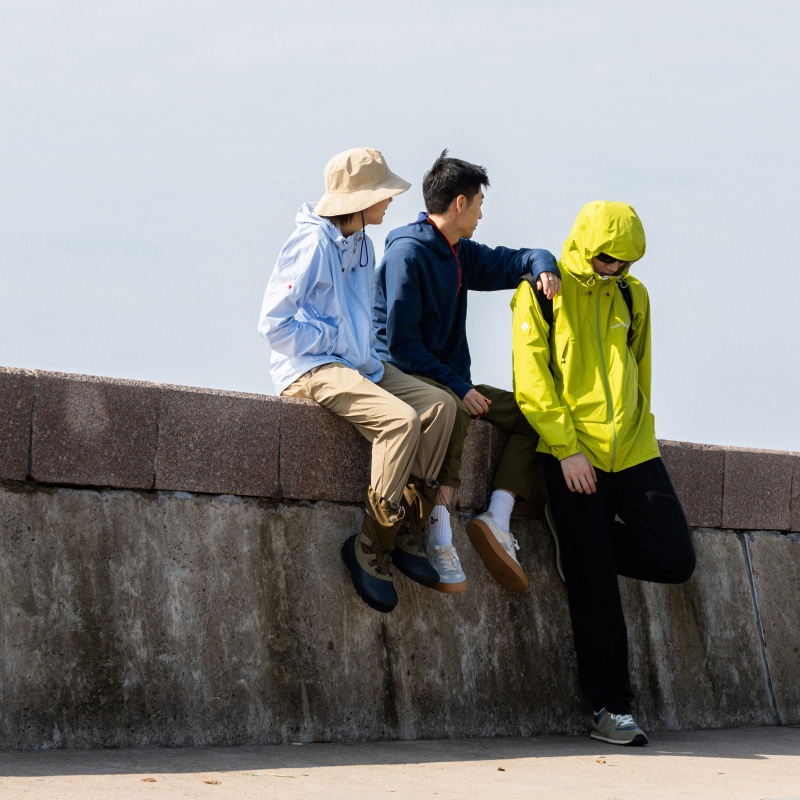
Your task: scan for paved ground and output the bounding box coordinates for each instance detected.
[1,727,798,799]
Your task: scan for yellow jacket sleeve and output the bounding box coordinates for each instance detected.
[511,281,582,461]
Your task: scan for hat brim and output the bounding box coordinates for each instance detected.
[316,173,411,217]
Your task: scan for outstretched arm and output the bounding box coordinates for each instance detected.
[465,241,560,291]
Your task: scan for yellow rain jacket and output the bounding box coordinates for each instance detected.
[511,200,660,472]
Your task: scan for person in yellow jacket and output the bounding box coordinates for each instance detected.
[511,200,696,746]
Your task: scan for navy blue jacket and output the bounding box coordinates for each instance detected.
[373,213,559,399]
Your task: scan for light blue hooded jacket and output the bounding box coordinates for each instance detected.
[258,203,384,394]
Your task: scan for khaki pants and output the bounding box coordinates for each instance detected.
[282,362,456,505]
[411,378,540,501]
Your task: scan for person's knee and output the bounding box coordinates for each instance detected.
[650,485,695,582]
[434,390,458,426]
[667,529,696,583]
[384,400,421,442]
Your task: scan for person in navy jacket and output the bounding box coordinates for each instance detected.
[373,151,560,592]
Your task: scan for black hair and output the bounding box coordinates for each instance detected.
[422,150,490,215]
[323,212,357,230]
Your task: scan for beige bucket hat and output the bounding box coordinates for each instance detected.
[316,148,411,216]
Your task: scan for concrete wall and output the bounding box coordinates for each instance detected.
[1,365,799,749]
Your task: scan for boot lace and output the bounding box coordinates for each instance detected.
[363,539,393,576]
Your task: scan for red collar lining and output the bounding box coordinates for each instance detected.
[426,217,462,294]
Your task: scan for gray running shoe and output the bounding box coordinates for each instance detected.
[590,708,648,746]
[543,501,565,583]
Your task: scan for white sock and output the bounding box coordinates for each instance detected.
[487,489,515,532]
[427,504,452,549]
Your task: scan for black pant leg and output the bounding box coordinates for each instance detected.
[543,455,633,714]
[611,458,696,584]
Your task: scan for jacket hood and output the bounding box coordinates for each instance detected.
[296,202,358,250]
[384,212,451,254]
[560,201,646,281]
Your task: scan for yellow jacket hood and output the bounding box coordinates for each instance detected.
[561,201,646,280]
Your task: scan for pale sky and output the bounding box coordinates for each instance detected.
[2,1,798,452]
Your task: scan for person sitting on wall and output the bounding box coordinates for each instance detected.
[372,150,561,593]
[258,148,456,614]
[510,199,696,746]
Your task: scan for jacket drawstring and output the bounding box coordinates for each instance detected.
[359,211,369,267]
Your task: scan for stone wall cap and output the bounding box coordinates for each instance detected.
[660,439,800,457]
[34,369,163,391]
[0,365,35,377]
[159,383,283,403]
[24,367,279,405]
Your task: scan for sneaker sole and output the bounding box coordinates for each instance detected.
[590,730,648,746]
[466,518,529,592]
[433,578,468,594]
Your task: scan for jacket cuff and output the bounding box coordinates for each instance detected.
[453,380,474,401]
[552,446,582,461]
[527,248,560,280]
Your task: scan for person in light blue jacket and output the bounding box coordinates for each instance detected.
[258,148,456,613]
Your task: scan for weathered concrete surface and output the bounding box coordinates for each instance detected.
[0,482,580,748]
[2,365,799,750]
[746,531,800,725]
[0,483,785,749]
[155,386,281,497]
[622,529,774,731]
[0,367,33,481]
[2,728,799,800]
[722,449,797,531]
[31,372,159,489]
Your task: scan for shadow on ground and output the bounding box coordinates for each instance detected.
[1,727,798,778]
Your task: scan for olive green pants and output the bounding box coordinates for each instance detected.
[410,378,540,501]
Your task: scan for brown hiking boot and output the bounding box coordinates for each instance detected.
[394,478,440,588]
[341,487,404,613]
